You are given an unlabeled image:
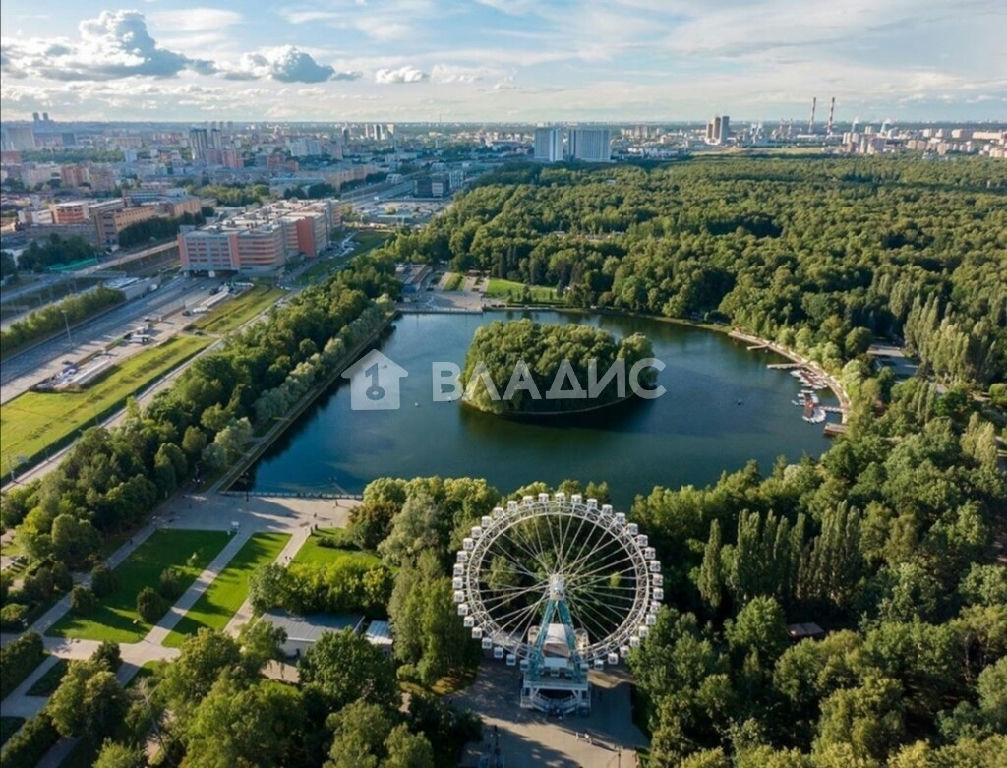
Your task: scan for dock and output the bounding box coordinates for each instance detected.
[747,343,769,351]
[824,423,848,437]
[767,362,802,370]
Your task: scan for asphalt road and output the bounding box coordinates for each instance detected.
[1,275,216,402]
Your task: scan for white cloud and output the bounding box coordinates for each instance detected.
[146,8,244,33]
[221,46,359,83]
[375,65,428,84]
[0,10,211,81]
[430,64,493,84]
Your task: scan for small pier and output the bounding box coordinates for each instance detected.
[767,362,802,369]
[747,343,769,351]
[824,423,848,437]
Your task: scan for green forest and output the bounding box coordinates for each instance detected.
[381,156,1007,386]
[460,318,657,414]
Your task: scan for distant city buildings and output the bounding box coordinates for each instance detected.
[178,199,341,275]
[706,115,730,145]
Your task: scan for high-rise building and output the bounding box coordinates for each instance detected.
[534,127,564,162]
[567,128,612,162]
[188,128,209,162]
[706,115,730,145]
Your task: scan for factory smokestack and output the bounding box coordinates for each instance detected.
[826,97,836,136]
[808,96,817,133]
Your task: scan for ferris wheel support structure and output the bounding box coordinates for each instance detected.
[454,492,663,715]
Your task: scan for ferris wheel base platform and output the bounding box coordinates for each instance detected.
[521,676,591,715]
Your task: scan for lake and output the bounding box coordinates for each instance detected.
[238,311,838,509]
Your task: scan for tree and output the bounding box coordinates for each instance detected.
[383,724,434,768]
[71,584,97,615]
[92,740,145,768]
[348,500,398,550]
[48,661,129,743]
[725,596,788,666]
[298,629,398,711]
[697,519,724,613]
[136,586,166,623]
[157,628,242,710]
[378,493,447,565]
[90,563,117,597]
[91,641,121,671]
[183,675,306,768]
[324,699,393,768]
[814,676,905,763]
[51,514,100,567]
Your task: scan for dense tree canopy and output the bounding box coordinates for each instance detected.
[380,156,1006,385]
[461,318,657,414]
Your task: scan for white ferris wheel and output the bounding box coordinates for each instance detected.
[453,493,663,714]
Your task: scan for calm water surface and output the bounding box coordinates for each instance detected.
[241,311,837,508]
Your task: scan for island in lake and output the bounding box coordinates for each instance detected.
[460,318,658,416]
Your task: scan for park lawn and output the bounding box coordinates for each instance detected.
[352,230,391,253]
[47,529,230,644]
[291,529,381,567]
[485,278,561,304]
[195,285,285,335]
[443,272,464,291]
[0,334,211,465]
[0,716,25,748]
[162,532,291,647]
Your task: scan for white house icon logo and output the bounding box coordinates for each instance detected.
[342,350,408,411]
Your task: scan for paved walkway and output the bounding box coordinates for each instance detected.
[143,528,252,646]
[0,491,351,757]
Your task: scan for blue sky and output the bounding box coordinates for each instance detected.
[1,1,1005,122]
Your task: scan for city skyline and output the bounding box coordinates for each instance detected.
[1,1,1006,123]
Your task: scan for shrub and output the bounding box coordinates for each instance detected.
[157,567,185,601]
[0,711,59,768]
[0,602,28,631]
[90,563,117,598]
[70,585,97,615]
[0,632,44,698]
[136,587,166,624]
[91,641,122,671]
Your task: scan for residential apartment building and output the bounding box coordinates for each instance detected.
[534,127,564,162]
[178,198,341,274]
[567,128,612,161]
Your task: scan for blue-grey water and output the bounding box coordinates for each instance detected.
[241,311,837,508]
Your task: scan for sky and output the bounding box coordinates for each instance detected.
[1,0,1005,123]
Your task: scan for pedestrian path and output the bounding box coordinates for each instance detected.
[1,654,60,718]
[143,528,252,646]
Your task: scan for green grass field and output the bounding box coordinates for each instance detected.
[485,278,562,304]
[291,529,381,567]
[47,529,229,643]
[162,532,290,647]
[443,272,464,291]
[194,285,285,335]
[0,334,211,466]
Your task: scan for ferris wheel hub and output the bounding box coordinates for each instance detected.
[548,573,566,601]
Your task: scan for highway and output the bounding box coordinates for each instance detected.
[1,274,216,403]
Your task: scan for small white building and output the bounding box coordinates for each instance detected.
[260,610,363,657]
